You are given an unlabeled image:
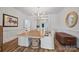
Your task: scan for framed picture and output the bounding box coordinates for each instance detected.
[65,11,78,28]
[3,14,18,27]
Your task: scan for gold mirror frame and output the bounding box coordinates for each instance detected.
[65,11,78,28]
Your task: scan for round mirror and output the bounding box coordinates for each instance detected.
[65,11,78,28]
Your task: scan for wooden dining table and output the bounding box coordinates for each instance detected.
[19,29,44,38]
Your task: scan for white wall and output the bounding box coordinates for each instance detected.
[0,7,40,43]
[30,16,37,30]
[41,8,79,48]
[53,7,79,47]
[1,7,79,47]
[48,14,57,31]
[0,7,32,43]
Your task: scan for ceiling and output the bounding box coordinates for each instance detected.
[15,7,64,16]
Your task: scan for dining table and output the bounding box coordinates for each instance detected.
[18,30,44,48]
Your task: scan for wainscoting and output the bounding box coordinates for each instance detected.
[0,26,3,52]
[3,38,18,52]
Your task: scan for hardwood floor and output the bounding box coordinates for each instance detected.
[7,46,79,52]
[3,39,79,52]
[3,38,18,52]
[2,37,79,52]
[13,47,55,52]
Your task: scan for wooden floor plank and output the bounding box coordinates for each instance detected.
[14,47,55,52]
[9,46,79,52]
[14,47,25,52]
[23,48,30,52]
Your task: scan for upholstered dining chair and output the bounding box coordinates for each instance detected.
[18,36,30,47]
